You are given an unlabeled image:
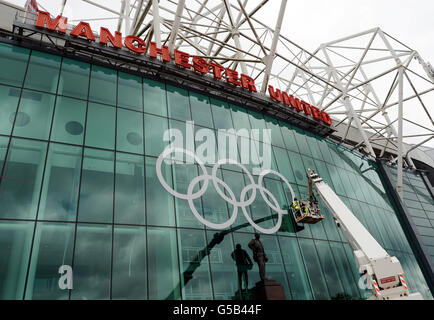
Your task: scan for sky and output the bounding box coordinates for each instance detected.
[6,0,434,148]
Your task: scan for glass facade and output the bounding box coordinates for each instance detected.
[0,42,433,300]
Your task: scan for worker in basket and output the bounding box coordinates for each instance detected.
[291,198,302,218]
[302,202,310,216]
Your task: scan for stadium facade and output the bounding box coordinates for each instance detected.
[0,1,433,300]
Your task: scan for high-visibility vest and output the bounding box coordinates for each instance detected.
[304,205,310,214]
[292,201,300,210]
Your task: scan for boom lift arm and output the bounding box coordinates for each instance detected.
[305,168,423,300]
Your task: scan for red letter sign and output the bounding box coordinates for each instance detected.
[70,22,96,41]
[124,36,146,54]
[240,74,257,92]
[174,50,191,69]
[149,42,170,62]
[35,11,68,34]
[268,85,283,102]
[192,56,209,74]
[100,27,122,49]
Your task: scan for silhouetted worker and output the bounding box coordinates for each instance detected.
[248,233,268,282]
[231,244,253,291]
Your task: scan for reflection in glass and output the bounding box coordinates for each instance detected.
[167,84,191,121]
[143,78,167,116]
[112,226,147,299]
[117,108,143,154]
[85,102,115,150]
[279,236,312,299]
[12,90,55,140]
[145,156,175,227]
[25,222,75,299]
[51,96,86,145]
[0,43,30,87]
[24,50,61,94]
[0,136,8,172]
[178,229,213,299]
[114,153,145,225]
[144,113,169,157]
[89,65,117,106]
[211,99,233,130]
[0,138,47,220]
[0,86,20,135]
[148,227,180,299]
[314,240,344,298]
[71,224,112,300]
[205,231,238,299]
[118,72,142,111]
[78,148,114,223]
[57,58,90,99]
[39,143,82,222]
[298,238,330,300]
[0,221,33,300]
[190,91,213,128]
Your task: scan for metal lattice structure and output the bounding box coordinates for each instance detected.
[17,0,434,196]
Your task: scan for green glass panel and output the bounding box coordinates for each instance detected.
[292,127,312,157]
[0,138,47,220]
[0,221,34,299]
[316,139,333,163]
[143,78,167,117]
[112,226,147,299]
[117,108,143,154]
[89,65,117,106]
[264,116,285,148]
[329,242,360,299]
[232,233,261,289]
[51,96,86,145]
[279,236,313,300]
[254,235,291,299]
[298,238,330,300]
[145,156,175,227]
[144,113,169,157]
[343,243,371,299]
[114,153,145,225]
[78,148,114,223]
[206,231,239,300]
[0,86,20,135]
[306,134,323,160]
[172,162,204,229]
[0,136,8,172]
[167,84,191,121]
[38,143,82,222]
[57,58,90,99]
[12,90,55,140]
[221,169,254,233]
[230,104,251,137]
[25,222,75,300]
[24,51,60,94]
[279,121,299,153]
[287,150,307,186]
[273,147,296,184]
[71,224,112,300]
[314,240,344,298]
[0,43,29,87]
[147,227,180,299]
[211,98,233,130]
[189,91,213,128]
[247,111,272,144]
[118,72,142,111]
[85,102,115,150]
[178,229,213,299]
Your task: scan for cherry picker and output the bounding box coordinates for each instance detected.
[289,169,423,300]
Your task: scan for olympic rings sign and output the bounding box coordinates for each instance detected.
[156,148,295,234]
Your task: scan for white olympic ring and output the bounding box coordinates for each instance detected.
[155,148,295,234]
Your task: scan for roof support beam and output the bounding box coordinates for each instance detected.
[168,0,185,55]
[260,0,287,93]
